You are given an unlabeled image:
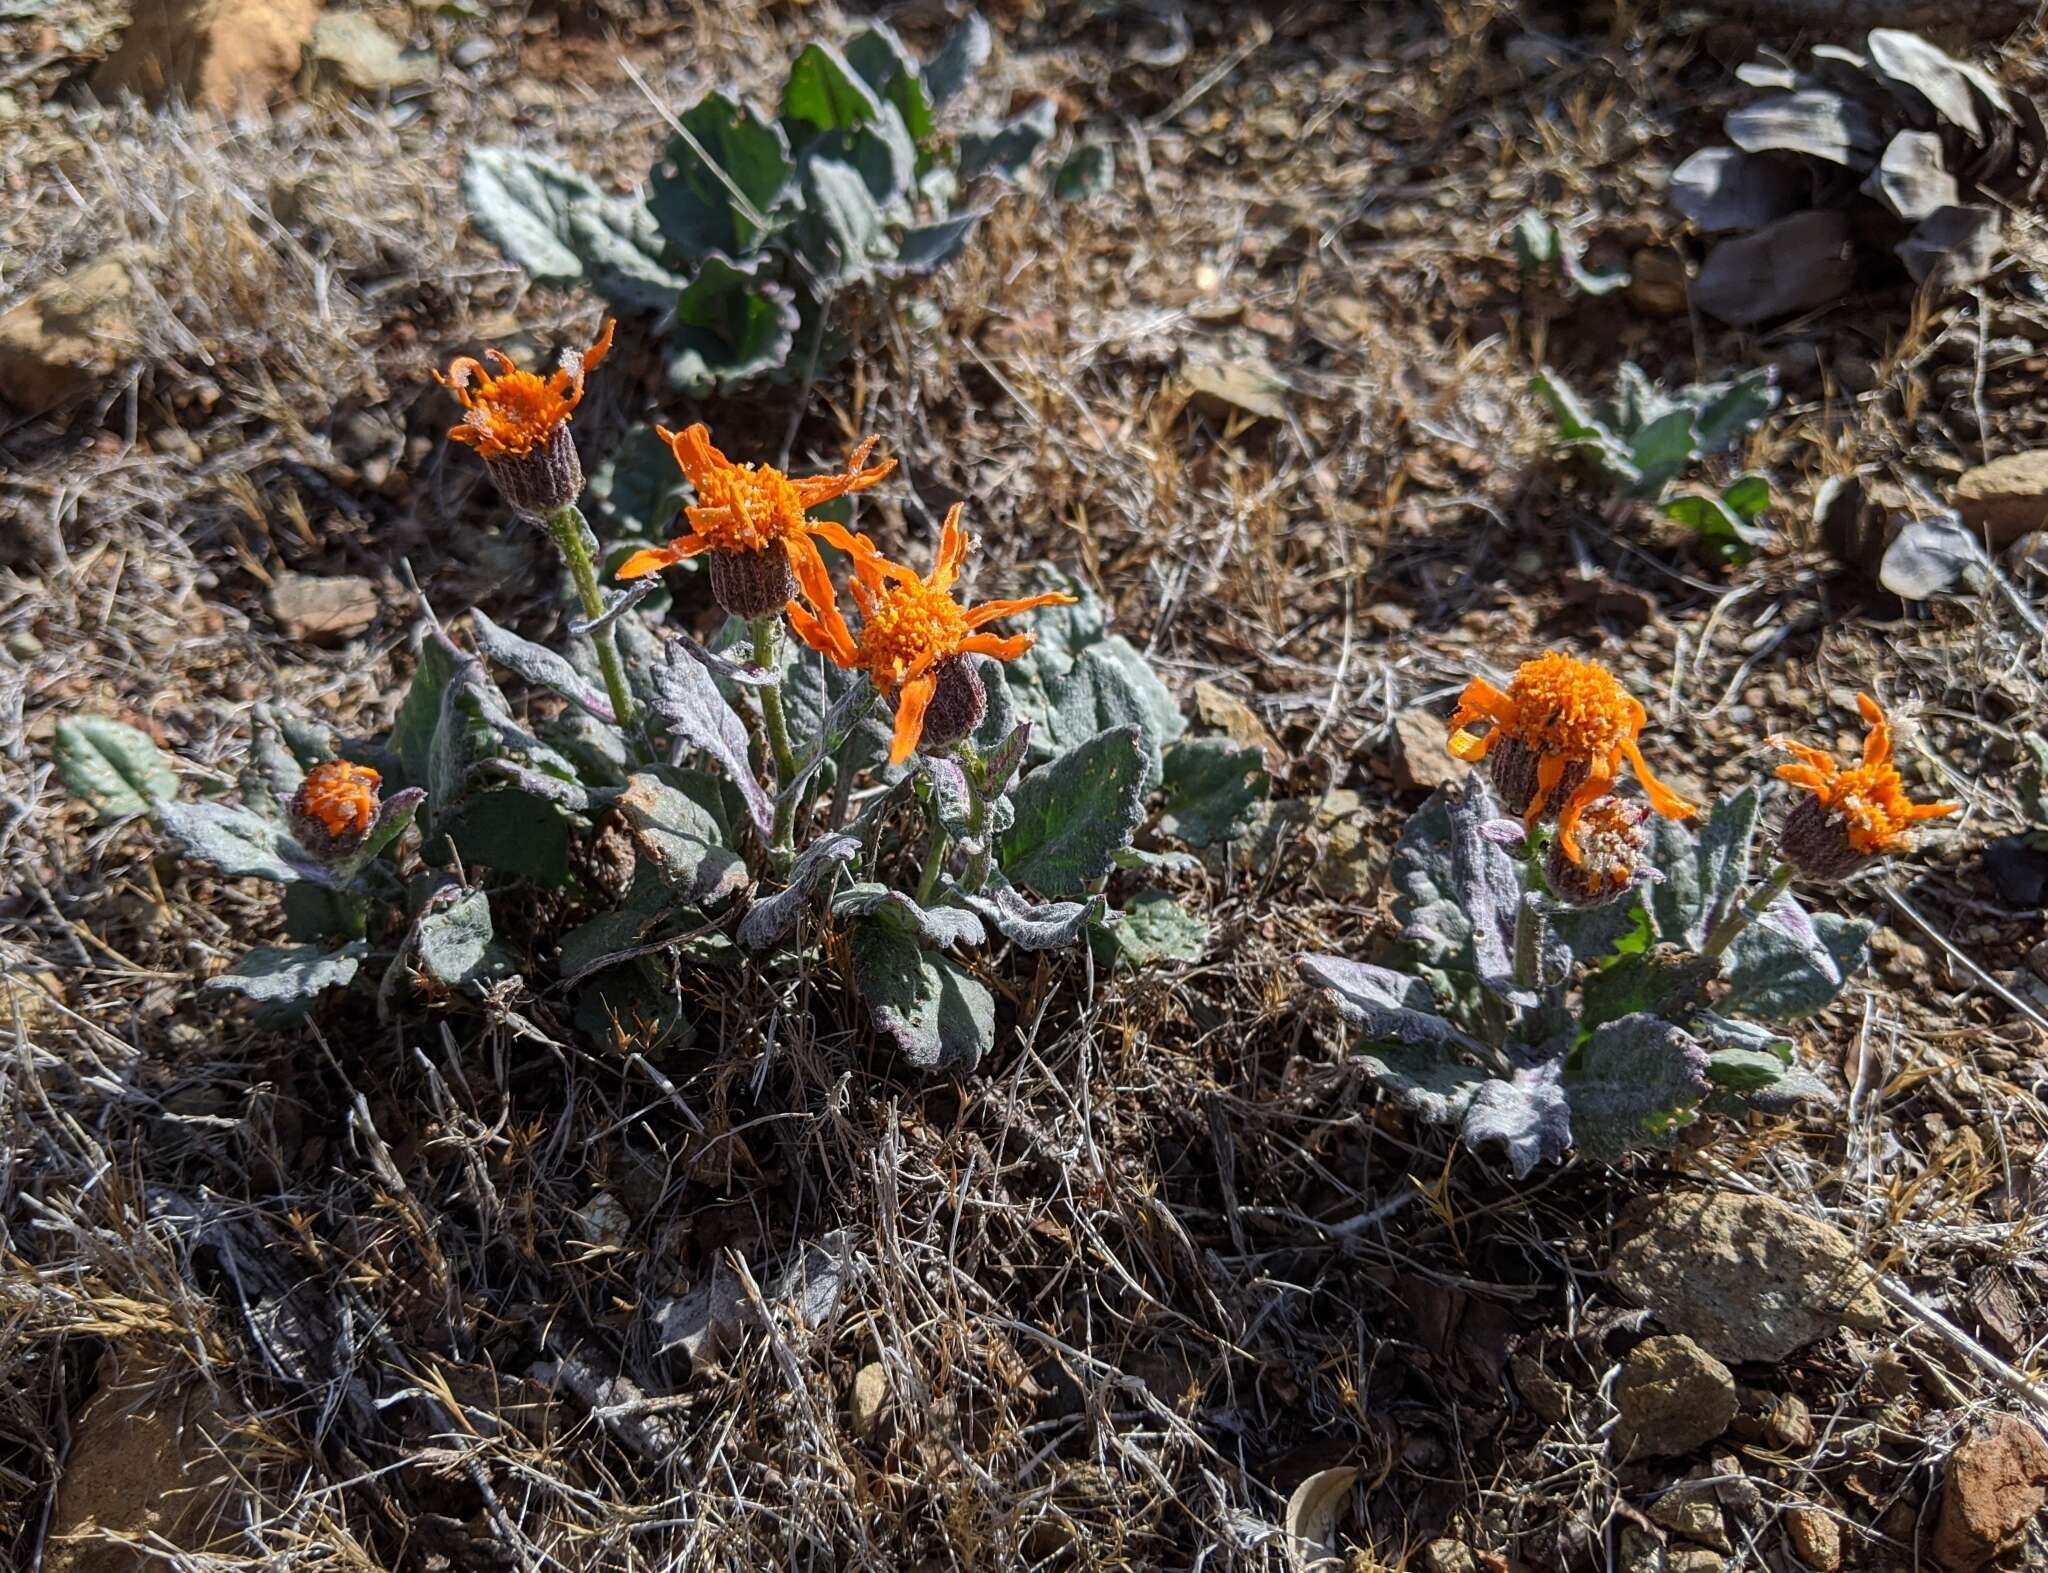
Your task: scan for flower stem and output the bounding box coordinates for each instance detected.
[544,504,634,730]
[750,618,799,785]
[916,822,951,905]
[1701,861,1795,960]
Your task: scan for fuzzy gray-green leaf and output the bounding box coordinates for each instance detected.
[206,942,366,1004]
[158,800,311,884]
[55,716,177,821]
[739,833,860,950]
[1720,898,1872,1020]
[416,888,502,990]
[1647,787,1759,949]
[461,147,686,310]
[664,256,800,392]
[850,919,995,1071]
[1000,725,1148,896]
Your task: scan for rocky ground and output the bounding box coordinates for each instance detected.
[5,2,2048,1571]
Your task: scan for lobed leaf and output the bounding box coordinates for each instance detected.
[1647,787,1759,949]
[959,880,1103,952]
[960,98,1056,182]
[1295,954,1470,1051]
[470,607,617,723]
[1720,898,1873,1020]
[835,884,985,951]
[1462,1061,1572,1179]
[461,147,686,310]
[647,639,774,839]
[664,255,800,392]
[922,10,991,105]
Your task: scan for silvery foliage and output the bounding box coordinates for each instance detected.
[1297,777,1864,1178]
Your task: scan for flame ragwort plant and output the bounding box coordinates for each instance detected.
[1297,656,1959,1175]
[55,322,1268,1068]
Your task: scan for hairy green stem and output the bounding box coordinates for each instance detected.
[915,799,951,906]
[1701,861,1795,960]
[543,505,635,731]
[959,766,992,896]
[749,617,800,860]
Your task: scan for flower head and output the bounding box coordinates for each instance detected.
[788,505,1075,763]
[1773,693,1958,879]
[290,760,382,860]
[1447,651,1695,863]
[614,424,896,617]
[435,319,615,515]
[1543,795,1658,906]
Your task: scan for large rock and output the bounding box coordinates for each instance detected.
[1612,1335,1738,1460]
[1933,1414,2048,1571]
[1391,708,1470,793]
[45,1361,240,1573]
[94,0,320,115]
[0,256,142,413]
[266,572,380,644]
[1609,1191,1888,1365]
[307,13,436,92]
[1956,452,2048,551]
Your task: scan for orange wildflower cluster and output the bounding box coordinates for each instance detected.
[789,505,1074,764]
[615,424,895,604]
[1447,651,1695,863]
[1773,694,1957,872]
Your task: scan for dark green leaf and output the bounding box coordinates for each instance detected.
[782,43,884,142]
[1000,725,1148,896]
[1721,899,1872,1020]
[617,773,748,909]
[1053,142,1114,201]
[1647,787,1760,949]
[878,211,983,278]
[959,98,1056,181]
[1564,1014,1710,1160]
[586,424,688,544]
[1159,737,1269,848]
[649,93,794,258]
[440,790,572,887]
[1705,1046,1790,1091]
[664,255,801,392]
[845,24,936,150]
[55,716,177,820]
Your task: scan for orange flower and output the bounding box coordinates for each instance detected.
[1446,651,1695,862]
[290,760,382,859]
[1773,694,1957,875]
[435,318,615,514]
[787,504,1075,764]
[614,425,897,616]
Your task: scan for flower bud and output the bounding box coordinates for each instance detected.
[707,544,800,620]
[1776,793,1871,883]
[290,760,382,860]
[1542,795,1652,906]
[482,422,583,519]
[918,656,988,754]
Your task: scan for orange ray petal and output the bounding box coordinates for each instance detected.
[959,632,1032,661]
[1620,739,1697,820]
[1859,699,1893,769]
[616,538,710,580]
[434,356,487,397]
[1905,798,1961,823]
[1446,676,1513,734]
[1446,727,1493,762]
[1774,763,1830,791]
[963,591,1076,630]
[931,505,970,591]
[1555,768,1615,864]
[889,673,939,765]
[1772,739,1838,775]
[1526,751,1569,823]
[660,423,733,487]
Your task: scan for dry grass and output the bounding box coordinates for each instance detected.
[4,2,2048,1569]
